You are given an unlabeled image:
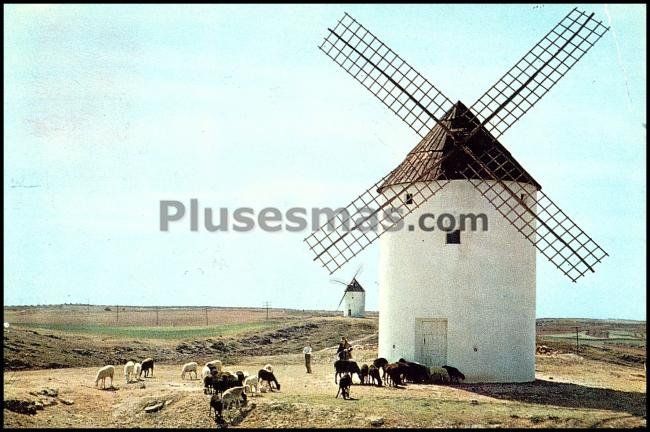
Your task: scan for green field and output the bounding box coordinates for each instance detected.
[13,321,281,340]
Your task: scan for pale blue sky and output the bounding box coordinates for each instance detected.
[4,4,646,319]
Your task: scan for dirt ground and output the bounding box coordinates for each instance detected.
[3,347,646,428]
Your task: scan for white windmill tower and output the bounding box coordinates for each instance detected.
[306,8,609,382]
[332,269,366,318]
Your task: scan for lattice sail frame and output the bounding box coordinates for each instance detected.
[307,9,609,281]
[469,8,610,138]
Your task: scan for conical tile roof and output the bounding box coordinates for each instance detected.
[345,278,365,293]
[378,101,540,192]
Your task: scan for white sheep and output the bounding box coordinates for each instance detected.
[243,374,259,397]
[134,362,142,380]
[263,363,273,373]
[205,360,222,372]
[124,361,135,383]
[221,386,246,411]
[201,365,212,380]
[181,361,198,380]
[95,365,115,389]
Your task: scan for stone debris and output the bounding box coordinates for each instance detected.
[369,417,385,427]
[39,398,57,408]
[144,402,165,413]
[30,388,59,397]
[4,399,39,415]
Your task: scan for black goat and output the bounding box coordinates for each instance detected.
[368,365,383,387]
[334,359,362,384]
[398,358,430,384]
[204,372,244,396]
[258,369,281,391]
[140,358,154,378]
[373,357,389,379]
[442,365,466,383]
[384,362,410,387]
[204,375,216,395]
[360,364,369,385]
[209,393,224,423]
[336,373,352,399]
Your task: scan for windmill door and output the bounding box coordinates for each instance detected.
[415,318,447,367]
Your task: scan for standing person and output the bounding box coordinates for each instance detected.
[303,343,313,373]
[342,336,353,360]
[337,337,352,360]
[336,337,347,360]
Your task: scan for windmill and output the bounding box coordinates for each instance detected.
[332,267,366,317]
[305,8,609,382]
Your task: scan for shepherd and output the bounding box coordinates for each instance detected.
[303,343,313,374]
[337,336,352,360]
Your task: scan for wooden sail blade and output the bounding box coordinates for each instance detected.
[468,8,609,139]
[319,12,456,139]
[304,155,451,274]
[455,142,608,282]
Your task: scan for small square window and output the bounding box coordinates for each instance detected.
[405,193,413,205]
[446,229,460,244]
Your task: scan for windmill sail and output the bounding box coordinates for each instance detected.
[319,12,456,139]
[308,9,609,281]
[468,8,609,139]
[336,291,346,310]
[305,142,451,274]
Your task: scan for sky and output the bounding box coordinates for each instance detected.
[4,4,646,319]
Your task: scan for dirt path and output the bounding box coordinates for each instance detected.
[3,349,646,428]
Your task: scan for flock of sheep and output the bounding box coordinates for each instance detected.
[93,358,281,424]
[334,357,465,400]
[92,354,464,424]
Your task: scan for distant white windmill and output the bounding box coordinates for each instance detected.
[332,268,366,318]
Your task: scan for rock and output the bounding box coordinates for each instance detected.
[164,400,172,406]
[144,402,164,413]
[548,377,553,380]
[39,398,57,407]
[139,382,146,389]
[4,399,38,415]
[470,399,479,405]
[369,417,384,427]
[34,401,44,410]
[44,388,59,397]
[59,399,74,406]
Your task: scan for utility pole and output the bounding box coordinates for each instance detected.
[116,305,119,324]
[205,306,209,326]
[575,326,580,354]
[156,307,159,326]
[263,301,271,321]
